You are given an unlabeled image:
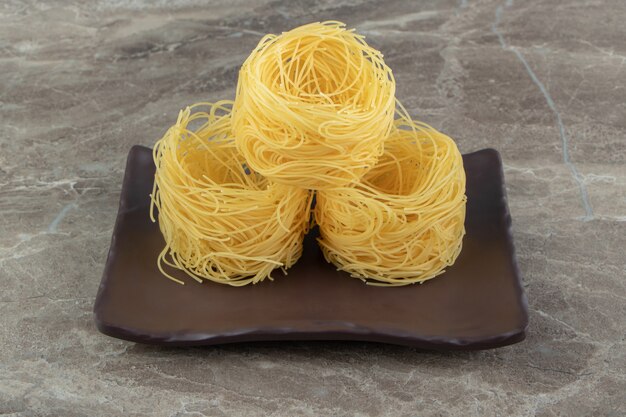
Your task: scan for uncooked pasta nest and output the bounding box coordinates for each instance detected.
[314,107,467,286]
[232,21,396,190]
[150,101,313,286]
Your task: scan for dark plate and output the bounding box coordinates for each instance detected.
[94,145,527,350]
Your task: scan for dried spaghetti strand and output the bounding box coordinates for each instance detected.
[314,106,467,286]
[232,21,396,190]
[151,101,313,286]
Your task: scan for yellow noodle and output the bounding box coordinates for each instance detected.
[150,22,467,287]
[150,101,313,286]
[232,21,396,190]
[314,105,467,286]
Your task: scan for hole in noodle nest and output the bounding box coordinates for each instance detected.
[186,118,207,132]
[362,143,424,197]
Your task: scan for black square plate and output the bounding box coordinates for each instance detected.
[94,146,527,350]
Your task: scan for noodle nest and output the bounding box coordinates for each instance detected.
[150,101,313,286]
[232,21,396,190]
[314,109,467,286]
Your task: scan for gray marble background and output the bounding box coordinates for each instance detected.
[1,0,625,415]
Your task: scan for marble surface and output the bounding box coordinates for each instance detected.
[1,0,625,415]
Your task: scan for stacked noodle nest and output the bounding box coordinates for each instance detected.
[232,21,396,190]
[151,102,313,286]
[314,109,466,286]
[151,22,467,287]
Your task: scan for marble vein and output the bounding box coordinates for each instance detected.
[1,0,625,415]
[492,0,594,221]
[47,202,78,233]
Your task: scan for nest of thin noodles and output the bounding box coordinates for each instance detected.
[150,101,313,286]
[232,21,396,190]
[314,111,467,286]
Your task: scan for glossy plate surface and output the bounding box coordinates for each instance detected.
[94,146,528,350]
